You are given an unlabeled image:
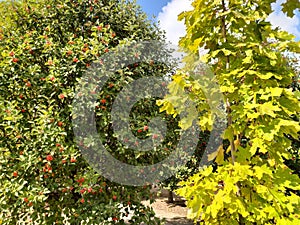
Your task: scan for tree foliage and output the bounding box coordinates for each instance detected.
[158,0,300,224]
[282,0,300,17]
[0,0,171,224]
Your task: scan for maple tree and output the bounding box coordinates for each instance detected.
[158,0,300,224]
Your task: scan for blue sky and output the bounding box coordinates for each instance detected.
[136,0,300,44]
[136,0,169,18]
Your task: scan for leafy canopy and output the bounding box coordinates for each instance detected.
[0,0,170,224]
[158,0,300,224]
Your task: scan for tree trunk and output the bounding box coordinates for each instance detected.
[167,190,174,203]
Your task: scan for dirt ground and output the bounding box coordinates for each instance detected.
[142,191,194,225]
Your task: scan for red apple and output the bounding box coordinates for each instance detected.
[46,155,53,161]
[70,158,76,163]
[58,94,65,99]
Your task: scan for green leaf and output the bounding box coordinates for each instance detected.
[281,0,300,17]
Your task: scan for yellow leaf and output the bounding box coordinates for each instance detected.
[247,112,260,119]
[226,139,240,153]
[242,56,252,64]
[256,184,268,193]
[207,145,224,164]
[268,159,276,167]
[220,84,236,93]
[200,53,209,63]
[253,164,272,180]
[269,87,283,97]
[211,192,224,218]
[222,49,234,56]
[3,116,14,121]
[201,166,213,177]
[236,199,249,217]
[179,113,196,130]
[198,113,213,130]
[265,51,277,60]
[250,138,265,155]
[211,50,220,58]
[207,149,218,161]
[257,72,274,79]
[259,102,281,117]
[245,49,253,57]
[270,60,277,66]
[215,146,224,164]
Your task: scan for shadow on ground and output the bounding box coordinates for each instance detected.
[165,217,194,225]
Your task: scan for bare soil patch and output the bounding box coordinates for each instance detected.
[142,190,194,225]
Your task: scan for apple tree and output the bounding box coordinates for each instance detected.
[0,0,175,224]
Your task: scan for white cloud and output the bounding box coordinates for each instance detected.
[158,0,300,45]
[157,0,193,45]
